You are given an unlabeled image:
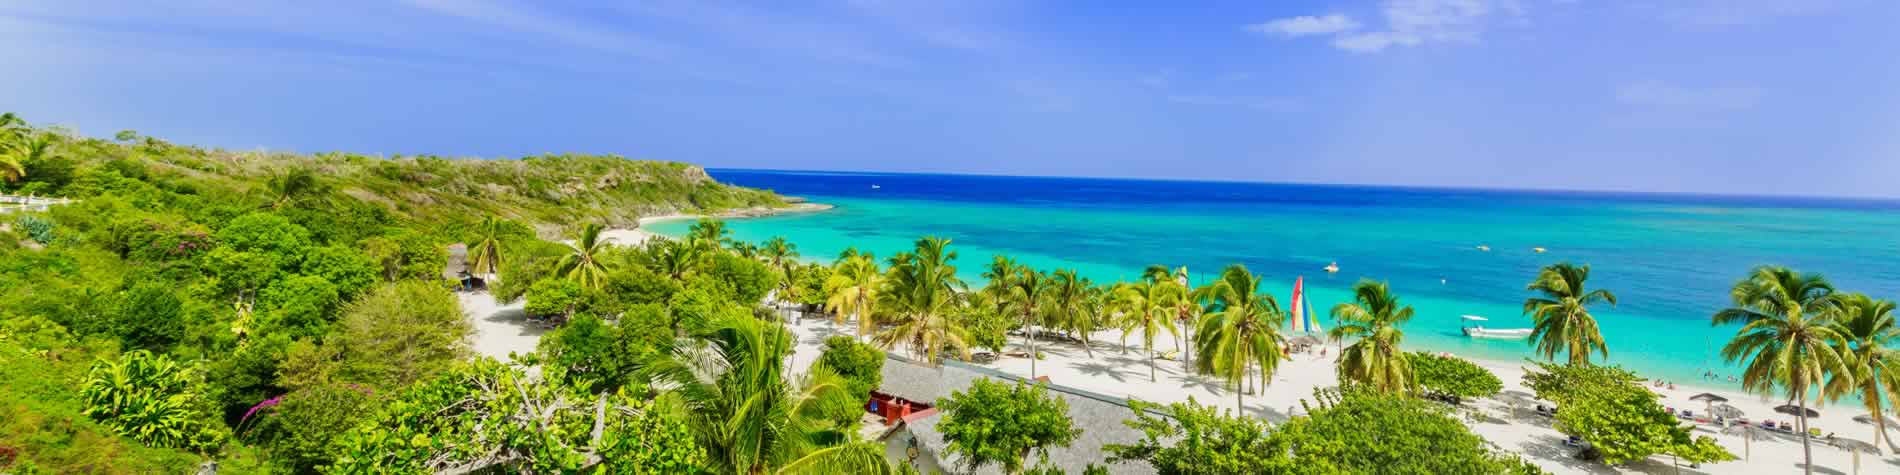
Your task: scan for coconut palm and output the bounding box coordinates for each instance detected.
[763,236,799,308]
[1822,293,1900,453]
[644,316,894,475]
[555,222,613,289]
[1329,280,1417,394]
[1115,280,1180,382]
[1194,264,1286,413]
[874,237,967,365]
[687,218,735,250]
[650,238,707,282]
[824,255,882,341]
[1714,266,1845,474]
[467,216,507,282]
[980,256,1018,304]
[1046,269,1100,358]
[1147,265,1200,368]
[264,166,326,209]
[1524,262,1617,366]
[1003,266,1053,378]
[0,134,48,184]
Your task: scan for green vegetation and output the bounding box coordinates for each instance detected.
[1712,266,1844,472]
[1193,264,1287,413]
[1328,279,1416,394]
[1106,389,1547,475]
[1409,351,1503,402]
[1524,262,1616,366]
[0,113,791,472]
[936,378,1082,475]
[1524,362,1732,466]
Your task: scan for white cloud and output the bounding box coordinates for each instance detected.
[1253,0,1524,53]
[1616,81,1762,109]
[1245,14,1361,37]
[1166,94,1297,112]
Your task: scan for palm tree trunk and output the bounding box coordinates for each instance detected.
[1236,361,1246,415]
[1799,391,1814,475]
[1149,345,1157,382]
[1870,383,1894,454]
[1026,310,1038,379]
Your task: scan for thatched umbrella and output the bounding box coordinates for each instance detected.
[1774,404,1819,418]
[1289,335,1322,347]
[1711,403,1744,420]
[1833,438,1879,475]
[1722,423,1771,461]
[1687,393,1728,416]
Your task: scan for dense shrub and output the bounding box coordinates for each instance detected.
[79,350,227,453]
[525,278,585,318]
[247,383,380,474]
[280,281,470,390]
[1409,351,1503,401]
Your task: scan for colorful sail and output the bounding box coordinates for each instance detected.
[1290,277,1306,332]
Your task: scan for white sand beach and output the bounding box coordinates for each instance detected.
[595,202,836,247]
[772,313,1900,475]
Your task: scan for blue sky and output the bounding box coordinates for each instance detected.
[3,1,1896,197]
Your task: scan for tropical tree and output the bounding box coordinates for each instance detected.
[1147,265,1200,368]
[1046,269,1099,358]
[1822,292,1900,453]
[0,133,49,184]
[1524,263,1617,366]
[650,238,708,282]
[556,222,613,289]
[824,254,882,341]
[763,236,799,304]
[936,378,1082,475]
[1194,264,1287,413]
[264,166,327,209]
[980,256,1020,311]
[1713,266,1844,474]
[1329,280,1416,394]
[643,316,894,475]
[1003,266,1053,378]
[874,237,968,365]
[687,218,735,250]
[1115,280,1180,382]
[468,216,507,282]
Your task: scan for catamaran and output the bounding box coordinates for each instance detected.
[1460,315,1532,340]
[1289,277,1322,334]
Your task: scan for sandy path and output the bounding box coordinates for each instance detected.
[459,291,545,361]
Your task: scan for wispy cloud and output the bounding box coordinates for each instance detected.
[1166,94,1297,112]
[400,0,678,60]
[1252,0,1525,53]
[1616,80,1762,109]
[1245,14,1360,37]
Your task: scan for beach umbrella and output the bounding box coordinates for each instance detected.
[1852,413,1900,427]
[1833,438,1879,475]
[1722,423,1771,461]
[1688,393,1728,416]
[1289,335,1321,347]
[1775,404,1820,418]
[1711,404,1744,420]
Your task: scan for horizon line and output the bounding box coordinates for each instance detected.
[709,166,1900,205]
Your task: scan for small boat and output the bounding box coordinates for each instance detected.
[1460,315,1533,340]
[1323,261,1339,273]
[1476,245,1490,252]
[1533,247,1547,253]
[871,184,881,189]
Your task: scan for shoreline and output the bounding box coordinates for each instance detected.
[597,202,834,247]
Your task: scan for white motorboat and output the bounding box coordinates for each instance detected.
[1460,315,1533,340]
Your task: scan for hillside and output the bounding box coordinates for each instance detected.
[6,126,785,232]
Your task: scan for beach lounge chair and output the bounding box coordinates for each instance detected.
[1563,435,1585,448]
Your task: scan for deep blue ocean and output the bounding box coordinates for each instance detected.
[649,169,1900,388]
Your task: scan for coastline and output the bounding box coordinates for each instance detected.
[598,202,834,247]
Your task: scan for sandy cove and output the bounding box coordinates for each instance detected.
[595,202,835,247]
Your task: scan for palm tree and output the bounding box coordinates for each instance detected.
[555,222,613,289]
[1046,269,1100,358]
[0,134,48,184]
[980,256,1018,303]
[467,216,507,283]
[1524,263,1618,366]
[824,255,882,341]
[264,166,325,209]
[1116,280,1180,382]
[1822,293,1900,453]
[644,316,894,475]
[1194,264,1286,414]
[1714,266,1845,474]
[650,238,707,282]
[1003,266,1053,378]
[1146,265,1200,369]
[875,237,966,365]
[763,236,799,313]
[688,218,735,250]
[1329,280,1417,394]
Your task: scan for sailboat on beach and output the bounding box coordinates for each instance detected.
[1289,277,1322,334]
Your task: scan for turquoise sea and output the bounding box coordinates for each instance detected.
[649,169,1900,389]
